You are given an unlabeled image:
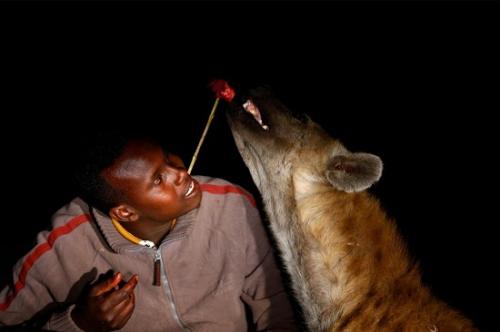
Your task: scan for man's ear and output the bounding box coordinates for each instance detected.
[325,152,383,193]
[109,204,139,222]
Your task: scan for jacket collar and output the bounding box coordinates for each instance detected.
[91,204,199,254]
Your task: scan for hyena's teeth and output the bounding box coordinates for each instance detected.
[243,99,269,130]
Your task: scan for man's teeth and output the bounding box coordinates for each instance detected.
[185,181,194,196]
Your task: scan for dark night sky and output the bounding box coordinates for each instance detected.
[1,2,497,330]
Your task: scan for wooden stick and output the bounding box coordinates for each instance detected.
[187,97,220,174]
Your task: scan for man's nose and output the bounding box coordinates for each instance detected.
[171,166,189,185]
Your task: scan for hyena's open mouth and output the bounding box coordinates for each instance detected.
[242,99,269,131]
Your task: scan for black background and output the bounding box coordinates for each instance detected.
[1,2,497,331]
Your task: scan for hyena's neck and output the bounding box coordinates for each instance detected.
[275,165,431,331]
[293,183,421,330]
[261,184,331,330]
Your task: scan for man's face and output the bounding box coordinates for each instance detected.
[103,139,202,223]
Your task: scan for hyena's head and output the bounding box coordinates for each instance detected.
[226,87,383,201]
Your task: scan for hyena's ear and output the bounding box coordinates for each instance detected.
[326,153,383,193]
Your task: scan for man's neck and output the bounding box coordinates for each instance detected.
[122,219,176,247]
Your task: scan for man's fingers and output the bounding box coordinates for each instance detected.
[100,275,138,312]
[90,272,122,297]
[121,275,139,293]
[110,293,135,329]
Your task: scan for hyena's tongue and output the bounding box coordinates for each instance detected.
[243,99,269,130]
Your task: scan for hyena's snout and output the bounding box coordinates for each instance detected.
[226,87,309,146]
[226,100,268,133]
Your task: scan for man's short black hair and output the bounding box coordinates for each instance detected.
[72,130,131,213]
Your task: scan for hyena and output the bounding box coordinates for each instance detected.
[226,87,477,332]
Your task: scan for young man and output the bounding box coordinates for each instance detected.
[0,132,298,331]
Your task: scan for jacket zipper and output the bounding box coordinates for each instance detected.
[153,251,161,286]
[154,247,191,331]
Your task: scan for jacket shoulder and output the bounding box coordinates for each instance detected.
[50,197,91,227]
[33,197,94,251]
[195,176,257,209]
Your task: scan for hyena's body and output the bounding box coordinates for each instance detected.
[226,88,477,332]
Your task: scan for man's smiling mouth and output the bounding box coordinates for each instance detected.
[185,180,195,197]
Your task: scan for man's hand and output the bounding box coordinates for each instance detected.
[71,272,139,331]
